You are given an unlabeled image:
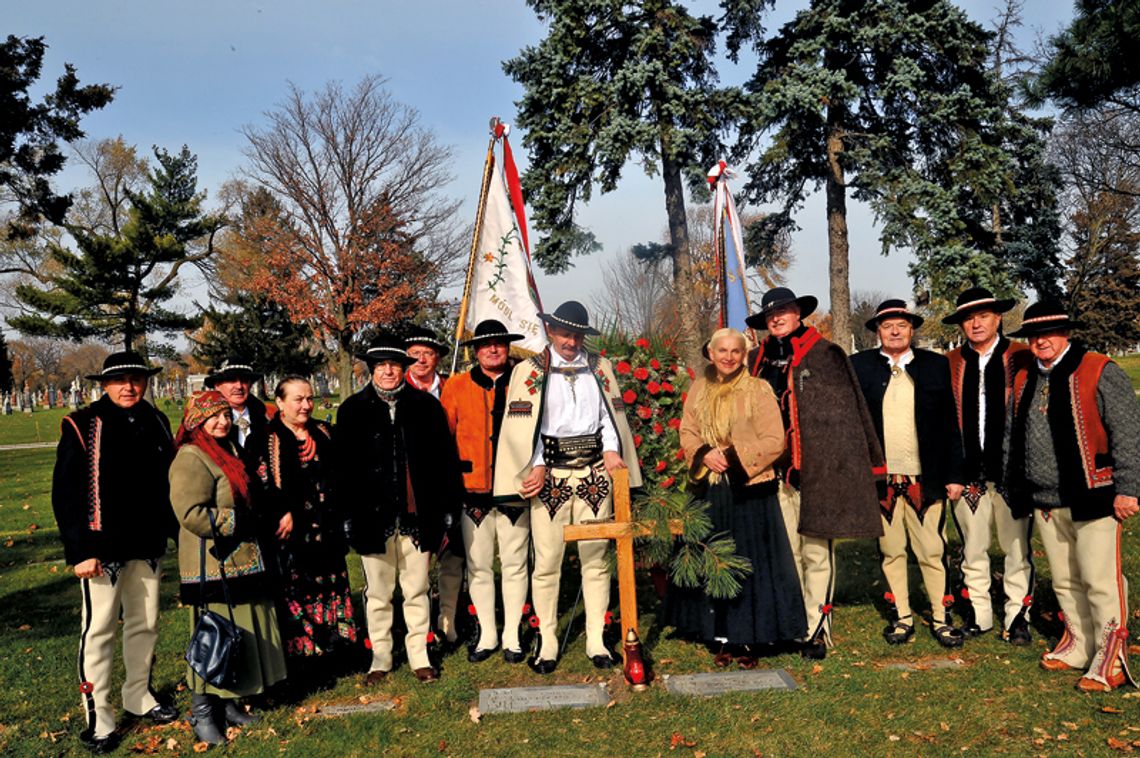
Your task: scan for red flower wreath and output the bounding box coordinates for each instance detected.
[622,389,637,404]
[633,367,650,381]
[649,358,661,370]
[636,338,650,349]
[636,405,652,420]
[647,381,661,395]
[654,460,667,473]
[616,361,632,375]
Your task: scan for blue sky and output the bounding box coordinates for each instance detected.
[9,0,1075,321]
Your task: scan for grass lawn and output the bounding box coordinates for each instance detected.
[1118,353,1140,391]
[3,392,1140,757]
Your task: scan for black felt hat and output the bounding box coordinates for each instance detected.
[85,351,162,381]
[941,287,1017,325]
[404,325,450,357]
[357,331,417,366]
[204,357,262,388]
[865,299,925,331]
[744,287,818,329]
[537,301,600,336]
[460,319,525,348]
[1007,300,1083,337]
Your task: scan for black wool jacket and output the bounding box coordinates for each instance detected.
[52,396,177,565]
[851,347,966,502]
[334,383,463,556]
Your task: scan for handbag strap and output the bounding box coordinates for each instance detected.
[199,507,239,629]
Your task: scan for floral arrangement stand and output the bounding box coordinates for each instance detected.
[563,468,682,690]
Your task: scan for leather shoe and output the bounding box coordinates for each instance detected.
[413,666,439,683]
[1040,657,1080,672]
[713,648,734,667]
[883,621,915,645]
[503,648,526,664]
[591,654,616,670]
[79,730,121,754]
[1006,617,1032,646]
[363,669,389,685]
[468,647,497,664]
[530,658,558,675]
[961,623,990,639]
[933,624,965,649]
[801,640,827,660]
[1077,672,1126,692]
[130,701,179,724]
[223,700,258,726]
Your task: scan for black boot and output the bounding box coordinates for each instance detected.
[224,700,258,726]
[189,694,226,745]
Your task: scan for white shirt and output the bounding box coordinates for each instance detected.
[1036,343,1070,374]
[232,406,251,446]
[880,348,914,369]
[530,349,619,467]
[408,372,441,399]
[971,337,999,452]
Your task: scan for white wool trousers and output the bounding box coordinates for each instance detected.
[777,482,836,645]
[462,506,531,653]
[529,464,612,661]
[952,484,1033,632]
[360,534,432,672]
[879,499,952,625]
[435,548,464,643]
[77,559,162,739]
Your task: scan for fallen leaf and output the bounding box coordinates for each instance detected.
[1107,736,1132,751]
[193,743,209,753]
[438,739,447,752]
[694,752,707,758]
[3,539,13,548]
[940,722,950,732]
[888,735,900,742]
[468,705,481,724]
[17,624,30,631]
[811,664,823,674]
[606,700,616,709]
[359,695,370,705]
[1062,721,1080,730]
[900,671,910,679]
[225,726,241,740]
[1104,706,1125,714]
[166,737,179,751]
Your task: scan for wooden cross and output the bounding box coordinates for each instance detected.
[562,468,682,663]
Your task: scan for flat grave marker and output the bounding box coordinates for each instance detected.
[478,683,610,714]
[664,669,797,697]
[315,700,397,717]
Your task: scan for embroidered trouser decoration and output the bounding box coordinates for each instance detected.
[77,559,162,740]
[778,481,836,646]
[879,475,928,524]
[539,473,573,519]
[529,464,613,662]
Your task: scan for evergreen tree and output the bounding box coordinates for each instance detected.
[9,146,223,353]
[504,0,771,361]
[734,0,1033,349]
[0,35,114,240]
[193,292,323,380]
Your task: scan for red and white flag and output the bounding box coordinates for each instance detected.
[464,122,545,354]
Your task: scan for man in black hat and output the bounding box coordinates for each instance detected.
[51,352,179,752]
[204,358,272,463]
[1006,301,1140,691]
[942,287,1035,644]
[747,287,886,660]
[852,301,966,648]
[493,301,642,673]
[335,332,464,684]
[440,319,530,664]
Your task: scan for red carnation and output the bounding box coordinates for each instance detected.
[600,348,607,356]
[667,418,681,430]
[633,367,650,381]
[681,392,688,403]
[686,367,696,380]
[649,358,661,370]
[662,382,674,393]
[622,389,637,404]
[654,460,667,473]
[636,338,650,349]
[616,361,632,375]
[647,381,661,395]
[675,449,685,461]
[652,422,664,434]
[661,476,676,488]
[637,405,652,420]
[634,434,643,447]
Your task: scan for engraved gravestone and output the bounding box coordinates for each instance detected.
[664,670,797,697]
[479,684,610,714]
[315,700,397,717]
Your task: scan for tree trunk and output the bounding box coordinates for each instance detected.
[660,144,702,368]
[825,106,852,353]
[336,333,355,403]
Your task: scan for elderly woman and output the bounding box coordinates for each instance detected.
[260,375,357,683]
[170,391,286,746]
[666,328,806,667]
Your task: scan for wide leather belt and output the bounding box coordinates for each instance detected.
[542,431,603,468]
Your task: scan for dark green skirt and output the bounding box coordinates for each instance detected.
[188,599,287,698]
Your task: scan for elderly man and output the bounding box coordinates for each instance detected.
[204,357,273,462]
[1006,301,1140,692]
[336,332,463,684]
[404,325,465,649]
[494,301,642,674]
[51,352,178,753]
[943,287,1035,644]
[747,287,885,660]
[440,319,530,664]
[852,300,966,648]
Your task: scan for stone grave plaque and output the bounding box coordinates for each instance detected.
[882,658,963,672]
[315,700,397,717]
[664,669,797,697]
[479,683,610,714]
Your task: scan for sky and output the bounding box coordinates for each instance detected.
[7,0,1077,330]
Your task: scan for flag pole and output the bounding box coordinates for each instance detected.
[452,117,500,375]
[715,183,729,329]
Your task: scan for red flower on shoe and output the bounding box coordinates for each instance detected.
[528,615,540,628]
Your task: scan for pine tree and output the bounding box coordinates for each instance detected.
[10,146,223,353]
[193,292,323,380]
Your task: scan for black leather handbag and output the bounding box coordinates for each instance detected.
[185,508,244,689]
